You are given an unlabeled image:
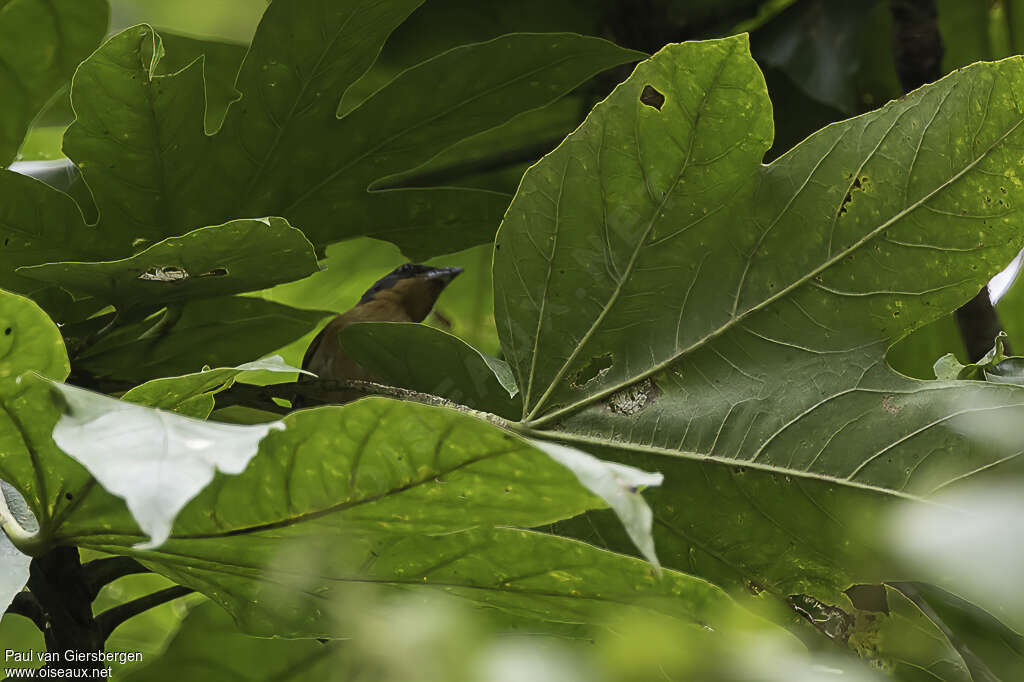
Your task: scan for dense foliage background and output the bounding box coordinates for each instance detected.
[2,1,1024,680]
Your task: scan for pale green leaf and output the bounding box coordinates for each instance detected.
[532,440,662,573]
[49,381,284,549]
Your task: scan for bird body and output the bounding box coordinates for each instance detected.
[298,263,462,403]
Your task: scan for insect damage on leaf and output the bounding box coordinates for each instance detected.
[137,266,229,282]
[639,84,665,110]
[138,266,189,282]
[606,378,659,415]
[839,175,869,216]
[787,594,854,643]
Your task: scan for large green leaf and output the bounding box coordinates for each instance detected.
[18,218,317,313]
[0,0,107,165]
[3,377,734,637]
[57,2,642,259]
[494,34,1024,642]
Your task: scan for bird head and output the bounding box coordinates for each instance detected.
[357,263,463,322]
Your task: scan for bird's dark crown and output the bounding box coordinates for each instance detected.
[358,263,461,304]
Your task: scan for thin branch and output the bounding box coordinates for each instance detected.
[83,556,150,600]
[96,586,193,639]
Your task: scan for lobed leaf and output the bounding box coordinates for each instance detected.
[56,2,642,259]
[494,34,1024,642]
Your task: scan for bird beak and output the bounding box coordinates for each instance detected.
[426,266,463,284]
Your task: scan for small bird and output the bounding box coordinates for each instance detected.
[298,263,463,403]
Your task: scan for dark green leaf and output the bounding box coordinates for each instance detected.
[341,322,520,418]
[155,32,246,133]
[60,3,642,258]
[76,296,329,383]
[0,171,105,318]
[19,218,317,313]
[753,0,875,112]
[0,0,108,165]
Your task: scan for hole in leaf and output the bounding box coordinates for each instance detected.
[3,328,10,336]
[138,266,188,282]
[640,84,665,110]
[198,268,228,278]
[839,176,868,217]
[571,353,613,388]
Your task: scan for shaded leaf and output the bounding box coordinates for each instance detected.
[895,582,1024,682]
[60,4,642,258]
[340,321,520,418]
[19,218,317,313]
[0,0,108,165]
[155,32,246,133]
[753,0,876,112]
[0,170,104,318]
[76,296,329,384]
